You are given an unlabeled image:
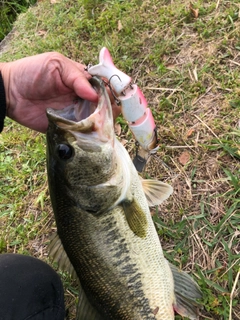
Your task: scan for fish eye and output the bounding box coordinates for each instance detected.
[57,144,74,160]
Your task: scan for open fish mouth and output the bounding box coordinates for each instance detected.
[46,77,120,214]
[46,76,114,145]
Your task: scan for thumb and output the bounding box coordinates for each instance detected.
[61,59,98,102]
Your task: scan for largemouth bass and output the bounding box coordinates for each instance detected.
[46,76,202,319]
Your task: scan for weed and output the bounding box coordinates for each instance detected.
[0,0,37,41]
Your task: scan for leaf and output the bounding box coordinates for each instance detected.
[36,30,47,36]
[186,128,195,137]
[179,151,191,165]
[189,3,199,18]
[120,139,128,146]
[118,20,123,31]
[114,123,121,135]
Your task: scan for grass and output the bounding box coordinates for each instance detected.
[0,0,37,41]
[0,0,239,319]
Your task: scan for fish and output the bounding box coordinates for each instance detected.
[46,76,202,320]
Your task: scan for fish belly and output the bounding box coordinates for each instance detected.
[57,204,175,320]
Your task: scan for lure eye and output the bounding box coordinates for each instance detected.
[57,144,73,160]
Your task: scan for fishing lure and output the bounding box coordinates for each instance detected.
[88,47,158,171]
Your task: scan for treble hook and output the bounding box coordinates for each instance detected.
[107,74,122,105]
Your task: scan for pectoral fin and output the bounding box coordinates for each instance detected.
[122,198,148,238]
[169,262,203,319]
[141,178,173,207]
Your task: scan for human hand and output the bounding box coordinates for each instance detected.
[0,52,99,132]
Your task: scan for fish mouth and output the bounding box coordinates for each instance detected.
[46,76,114,145]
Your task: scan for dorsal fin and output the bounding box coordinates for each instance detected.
[169,262,203,319]
[122,198,148,238]
[141,178,173,207]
